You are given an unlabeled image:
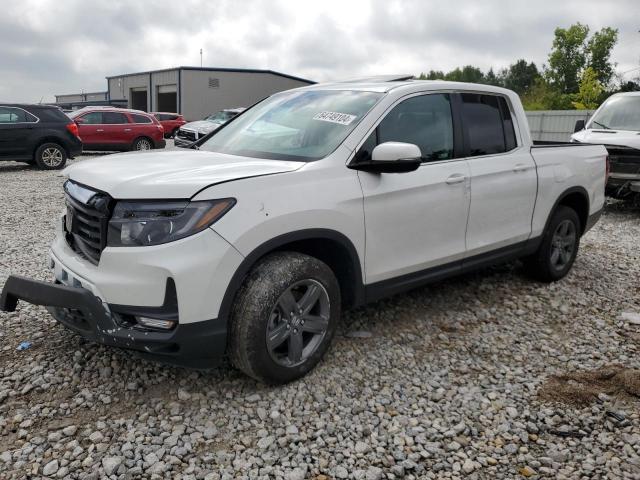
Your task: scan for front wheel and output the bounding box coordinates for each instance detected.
[34,143,67,170]
[229,252,340,384]
[523,205,581,282]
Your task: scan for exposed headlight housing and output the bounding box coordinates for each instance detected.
[107,198,235,247]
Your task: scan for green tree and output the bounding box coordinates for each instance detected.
[483,68,503,87]
[521,78,573,110]
[502,60,541,95]
[571,67,604,109]
[547,23,590,94]
[587,27,619,86]
[445,65,485,83]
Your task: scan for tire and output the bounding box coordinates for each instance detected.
[131,137,153,151]
[229,252,341,384]
[523,206,581,282]
[34,143,67,170]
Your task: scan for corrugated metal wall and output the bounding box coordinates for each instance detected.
[525,110,595,142]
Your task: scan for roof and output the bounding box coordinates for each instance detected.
[297,79,516,96]
[69,106,152,115]
[0,103,61,109]
[106,66,315,84]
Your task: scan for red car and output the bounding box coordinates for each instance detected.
[152,112,187,138]
[69,107,166,151]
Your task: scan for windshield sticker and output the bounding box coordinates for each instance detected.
[312,111,357,125]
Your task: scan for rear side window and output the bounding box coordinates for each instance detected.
[460,94,505,156]
[461,93,518,156]
[0,107,38,123]
[103,112,128,124]
[376,94,454,161]
[131,113,152,124]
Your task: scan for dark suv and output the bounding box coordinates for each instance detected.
[0,104,82,169]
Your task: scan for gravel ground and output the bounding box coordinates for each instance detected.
[1,149,640,479]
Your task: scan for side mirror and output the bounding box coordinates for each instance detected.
[350,142,422,173]
[574,119,585,132]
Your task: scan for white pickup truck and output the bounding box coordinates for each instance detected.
[1,79,607,383]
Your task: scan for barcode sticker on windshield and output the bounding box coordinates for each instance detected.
[313,111,357,125]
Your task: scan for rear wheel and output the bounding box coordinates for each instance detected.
[523,206,581,282]
[132,137,153,151]
[229,252,340,384]
[34,143,67,170]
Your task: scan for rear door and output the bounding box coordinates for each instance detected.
[460,93,537,257]
[75,111,103,147]
[0,106,39,158]
[356,93,471,285]
[129,113,154,143]
[101,111,131,147]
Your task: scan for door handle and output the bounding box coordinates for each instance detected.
[513,164,528,172]
[445,173,467,185]
[124,128,131,132]
[96,129,104,132]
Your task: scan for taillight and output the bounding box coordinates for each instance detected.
[605,154,610,180]
[66,122,79,138]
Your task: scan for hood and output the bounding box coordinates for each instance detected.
[181,120,222,133]
[63,150,304,199]
[572,129,640,150]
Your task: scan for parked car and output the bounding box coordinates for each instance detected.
[0,103,82,169]
[1,80,607,384]
[68,107,166,151]
[572,92,640,199]
[174,108,245,147]
[152,112,186,138]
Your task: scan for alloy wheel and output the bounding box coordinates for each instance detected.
[266,279,330,367]
[136,139,152,150]
[550,219,576,271]
[41,147,63,167]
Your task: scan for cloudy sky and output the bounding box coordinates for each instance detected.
[1,0,639,102]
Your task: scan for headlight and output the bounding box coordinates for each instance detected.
[107,198,235,247]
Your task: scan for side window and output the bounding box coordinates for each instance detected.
[131,114,152,124]
[376,94,454,161]
[102,112,128,124]
[80,112,103,124]
[498,97,517,151]
[0,107,36,123]
[461,93,507,156]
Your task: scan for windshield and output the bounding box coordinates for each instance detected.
[199,90,383,161]
[588,95,640,131]
[204,111,236,123]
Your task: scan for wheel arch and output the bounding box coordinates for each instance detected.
[218,229,365,326]
[546,186,590,235]
[33,136,68,159]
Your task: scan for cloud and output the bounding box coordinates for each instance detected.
[0,0,638,102]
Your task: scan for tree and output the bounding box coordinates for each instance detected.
[445,65,485,83]
[587,27,618,86]
[571,67,604,109]
[521,78,573,111]
[502,60,541,95]
[483,68,503,87]
[547,23,590,94]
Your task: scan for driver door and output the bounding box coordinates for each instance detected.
[356,93,471,288]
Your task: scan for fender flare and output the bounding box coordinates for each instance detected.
[217,228,365,325]
[541,185,590,235]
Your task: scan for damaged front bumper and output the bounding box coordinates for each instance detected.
[0,275,226,368]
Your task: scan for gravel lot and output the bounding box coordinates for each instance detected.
[1,149,639,479]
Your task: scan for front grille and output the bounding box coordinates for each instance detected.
[177,129,197,142]
[64,182,111,265]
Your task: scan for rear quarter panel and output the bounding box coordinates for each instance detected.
[530,144,607,236]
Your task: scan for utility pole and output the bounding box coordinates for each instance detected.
[200,48,203,67]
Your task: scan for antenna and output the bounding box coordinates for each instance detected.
[200,48,203,67]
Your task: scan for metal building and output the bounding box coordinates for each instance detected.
[525,110,595,142]
[54,92,126,110]
[105,67,314,121]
